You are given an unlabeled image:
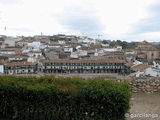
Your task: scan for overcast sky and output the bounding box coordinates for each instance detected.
[0,0,160,42]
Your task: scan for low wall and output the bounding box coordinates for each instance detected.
[114,77,160,93]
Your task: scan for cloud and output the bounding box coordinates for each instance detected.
[0,0,23,5]
[10,28,33,32]
[132,1,160,34]
[53,1,105,37]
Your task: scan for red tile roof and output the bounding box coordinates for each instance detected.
[131,64,150,72]
[43,58,126,64]
[15,51,22,54]
[4,62,38,67]
[0,61,9,64]
[29,51,42,53]
[125,62,134,67]
[8,56,23,58]
[0,72,4,75]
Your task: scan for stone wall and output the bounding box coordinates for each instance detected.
[114,77,160,93]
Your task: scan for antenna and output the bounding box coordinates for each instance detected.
[98,34,102,39]
[4,27,6,36]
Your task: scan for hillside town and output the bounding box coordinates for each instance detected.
[0,34,160,77]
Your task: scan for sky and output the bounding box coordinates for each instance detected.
[0,0,160,42]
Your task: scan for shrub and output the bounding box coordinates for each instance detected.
[0,75,131,120]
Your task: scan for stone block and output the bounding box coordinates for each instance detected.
[146,85,150,89]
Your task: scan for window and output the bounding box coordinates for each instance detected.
[152,53,154,57]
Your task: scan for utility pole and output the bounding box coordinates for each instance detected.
[4,27,6,36]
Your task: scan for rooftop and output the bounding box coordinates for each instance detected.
[131,64,150,72]
[125,62,134,67]
[4,62,38,67]
[138,40,152,45]
[43,58,126,64]
[8,56,23,58]
[146,46,159,51]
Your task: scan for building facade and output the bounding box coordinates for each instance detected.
[27,51,43,58]
[0,50,15,55]
[146,46,159,62]
[0,63,4,73]
[4,62,38,74]
[42,58,127,75]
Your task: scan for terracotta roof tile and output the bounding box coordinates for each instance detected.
[131,64,150,72]
[15,51,22,54]
[0,61,9,64]
[0,72,4,75]
[8,56,23,58]
[125,62,134,67]
[29,51,42,53]
[4,62,38,67]
[43,58,126,64]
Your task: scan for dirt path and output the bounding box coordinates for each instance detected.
[127,93,160,120]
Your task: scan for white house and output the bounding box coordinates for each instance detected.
[27,41,41,51]
[94,49,105,56]
[125,51,135,55]
[27,51,43,58]
[4,37,15,47]
[16,40,28,47]
[77,38,83,43]
[76,45,81,50]
[58,40,65,45]
[125,56,135,62]
[64,46,73,53]
[0,63,4,73]
[82,44,90,47]
[0,50,15,55]
[41,44,50,49]
[101,44,109,47]
[14,37,23,42]
[0,42,6,49]
[8,56,24,61]
[79,50,87,56]
[153,61,160,69]
[125,51,136,62]
[70,50,88,58]
[103,48,117,52]
[49,45,61,48]
[103,46,122,52]
[127,61,160,77]
[70,52,79,58]
[27,56,38,62]
[145,67,160,77]
[116,46,122,51]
